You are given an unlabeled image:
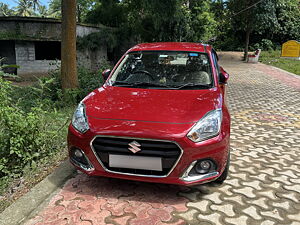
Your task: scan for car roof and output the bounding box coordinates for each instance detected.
[128,42,211,53]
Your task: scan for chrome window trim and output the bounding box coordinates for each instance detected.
[89,135,184,178]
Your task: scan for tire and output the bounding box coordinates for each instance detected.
[214,152,230,184]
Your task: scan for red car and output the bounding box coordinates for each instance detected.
[68,42,230,186]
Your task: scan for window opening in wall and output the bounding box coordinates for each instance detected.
[35,41,61,60]
[0,40,17,74]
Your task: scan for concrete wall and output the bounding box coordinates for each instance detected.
[77,25,102,38]
[0,17,108,77]
[77,47,107,72]
[0,17,103,41]
[15,41,107,76]
[15,41,59,77]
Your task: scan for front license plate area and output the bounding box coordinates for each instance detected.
[109,154,162,171]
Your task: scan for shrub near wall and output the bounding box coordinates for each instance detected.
[0,78,60,178]
[0,62,111,192]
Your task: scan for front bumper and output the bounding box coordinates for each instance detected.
[68,120,230,186]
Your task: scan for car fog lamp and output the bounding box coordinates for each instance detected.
[200,160,211,170]
[74,149,83,158]
[195,160,212,174]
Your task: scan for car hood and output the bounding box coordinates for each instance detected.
[83,86,222,124]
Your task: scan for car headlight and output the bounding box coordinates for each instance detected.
[72,102,89,133]
[187,109,222,142]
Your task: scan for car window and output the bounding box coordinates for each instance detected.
[211,50,220,74]
[109,51,214,90]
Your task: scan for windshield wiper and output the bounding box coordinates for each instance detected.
[113,81,176,89]
[173,83,212,90]
[112,81,133,86]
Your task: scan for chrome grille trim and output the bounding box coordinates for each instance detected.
[90,135,183,178]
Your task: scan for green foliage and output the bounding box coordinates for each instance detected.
[0,78,66,178]
[188,0,218,42]
[125,0,193,42]
[49,0,97,22]
[77,29,118,51]
[85,0,124,27]
[260,50,300,76]
[85,0,206,42]
[14,0,37,17]
[228,0,278,33]
[0,60,110,182]
[13,62,110,111]
[0,3,14,16]
[252,39,275,51]
[274,0,300,43]
[0,58,19,79]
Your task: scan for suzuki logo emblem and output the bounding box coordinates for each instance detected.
[128,141,141,153]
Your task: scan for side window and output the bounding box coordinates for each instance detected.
[211,50,220,74]
[211,50,220,82]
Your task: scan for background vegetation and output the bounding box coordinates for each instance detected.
[1,0,299,54]
[0,0,299,211]
[0,61,110,212]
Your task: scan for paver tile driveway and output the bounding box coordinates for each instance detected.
[26,53,300,225]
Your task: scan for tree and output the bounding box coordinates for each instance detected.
[274,0,300,43]
[13,0,45,17]
[188,0,218,42]
[228,0,279,60]
[31,0,41,11]
[61,0,79,90]
[48,0,61,18]
[37,5,49,17]
[49,0,96,22]
[0,3,14,16]
[15,0,34,16]
[85,0,219,43]
[124,0,191,42]
[85,0,124,27]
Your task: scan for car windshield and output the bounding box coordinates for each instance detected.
[109,51,213,89]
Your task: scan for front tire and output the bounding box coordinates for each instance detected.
[214,152,230,184]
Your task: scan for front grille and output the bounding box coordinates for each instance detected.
[91,136,182,176]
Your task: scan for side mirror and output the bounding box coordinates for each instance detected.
[219,67,229,84]
[102,69,111,81]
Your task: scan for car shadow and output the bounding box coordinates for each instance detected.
[59,171,217,207]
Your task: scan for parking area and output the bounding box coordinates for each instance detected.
[25,53,300,225]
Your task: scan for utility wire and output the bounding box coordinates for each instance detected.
[232,0,267,17]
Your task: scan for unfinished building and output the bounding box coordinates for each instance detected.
[0,16,107,77]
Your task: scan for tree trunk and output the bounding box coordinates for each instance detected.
[61,0,78,90]
[244,29,251,61]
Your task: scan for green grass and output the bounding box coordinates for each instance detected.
[259,50,300,75]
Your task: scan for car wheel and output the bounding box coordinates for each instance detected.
[214,152,230,184]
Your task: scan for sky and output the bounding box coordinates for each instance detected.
[0,0,50,7]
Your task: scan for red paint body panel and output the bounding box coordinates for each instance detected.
[68,42,230,186]
[84,86,221,124]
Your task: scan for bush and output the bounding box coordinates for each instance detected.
[0,78,60,177]
[0,61,111,185]
[11,61,111,110]
[252,39,274,51]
